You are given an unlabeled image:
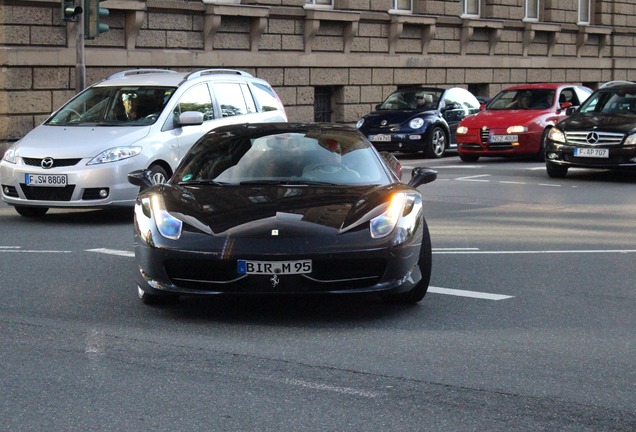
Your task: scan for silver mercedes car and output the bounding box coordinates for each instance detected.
[0,68,287,217]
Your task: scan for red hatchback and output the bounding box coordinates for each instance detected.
[455,83,592,162]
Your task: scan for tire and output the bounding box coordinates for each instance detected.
[459,154,479,162]
[14,206,48,217]
[534,129,549,162]
[148,164,169,185]
[546,162,568,178]
[425,126,447,159]
[137,286,179,306]
[382,218,432,305]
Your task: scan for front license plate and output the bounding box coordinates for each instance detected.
[25,173,68,187]
[237,259,312,275]
[490,134,518,143]
[368,134,391,142]
[574,148,609,158]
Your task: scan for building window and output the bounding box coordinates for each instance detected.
[525,0,539,21]
[392,0,412,12]
[462,0,480,17]
[579,0,591,24]
[305,0,334,7]
[314,87,333,122]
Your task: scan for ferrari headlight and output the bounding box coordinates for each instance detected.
[150,194,182,240]
[356,118,364,129]
[625,133,636,145]
[548,128,566,143]
[87,146,142,165]
[507,125,527,134]
[409,118,425,129]
[370,193,406,239]
[456,126,468,135]
[2,143,18,164]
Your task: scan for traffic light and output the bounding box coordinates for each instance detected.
[61,0,82,22]
[84,0,109,39]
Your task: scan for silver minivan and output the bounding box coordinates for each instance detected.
[0,69,287,217]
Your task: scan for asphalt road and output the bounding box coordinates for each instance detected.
[1,155,635,431]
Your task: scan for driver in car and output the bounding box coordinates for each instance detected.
[121,92,140,120]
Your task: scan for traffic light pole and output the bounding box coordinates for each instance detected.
[76,0,86,92]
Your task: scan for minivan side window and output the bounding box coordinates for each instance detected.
[214,82,252,117]
[251,82,283,112]
[174,84,215,121]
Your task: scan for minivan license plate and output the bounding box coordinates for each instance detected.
[237,259,312,275]
[25,174,68,187]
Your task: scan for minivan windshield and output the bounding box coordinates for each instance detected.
[47,86,176,126]
[579,89,636,115]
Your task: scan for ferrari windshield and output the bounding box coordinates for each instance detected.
[175,128,393,186]
[378,89,443,111]
[46,86,176,126]
[579,88,636,115]
[487,89,556,110]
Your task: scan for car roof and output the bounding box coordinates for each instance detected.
[502,83,583,91]
[92,68,256,88]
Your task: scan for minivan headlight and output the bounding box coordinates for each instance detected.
[87,146,142,165]
[2,143,18,164]
[548,128,566,143]
[625,133,636,145]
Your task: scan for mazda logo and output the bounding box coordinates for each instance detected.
[586,132,599,144]
[41,157,55,169]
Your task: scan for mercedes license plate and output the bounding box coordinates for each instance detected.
[574,148,609,158]
[237,259,312,275]
[25,174,68,187]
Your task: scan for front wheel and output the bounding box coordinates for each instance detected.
[425,126,447,159]
[382,218,432,304]
[546,162,568,178]
[14,206,49,217]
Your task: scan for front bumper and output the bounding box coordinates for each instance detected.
[457,132,539,156]
[545,141,636,168]
[0,158,143,208]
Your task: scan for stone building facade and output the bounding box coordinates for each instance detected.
[0,0,635,144]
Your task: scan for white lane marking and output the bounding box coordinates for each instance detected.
[429,286,514,301]
[86,248,134,257]
[0,247,71,253]
[537,183,561,187]
[455,174,491,182]
[432,248,479,251]
[527,166,547,170]
[500,181,527,185]
[283,378,383,399]
[433,249,636,255]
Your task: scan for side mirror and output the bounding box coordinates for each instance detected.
[178,111,205,126]
[441,102,460,112]
[128,169,154,188]
[375,104,382,110]
[408,167,437,188]
[559,101,573,111]
[565,106,577,116]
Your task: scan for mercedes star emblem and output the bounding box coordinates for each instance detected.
[586,132,599,144]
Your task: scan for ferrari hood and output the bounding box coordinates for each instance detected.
[557,112,636,135]
[14,124,151,159]
[160,183,405,236]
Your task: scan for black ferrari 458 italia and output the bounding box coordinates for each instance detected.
[128,122,437,305]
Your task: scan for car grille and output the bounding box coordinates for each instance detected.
[164,257,387,293]
[480,127,489,144]
[22,158,82,168]
[20,184,75,201]
[565,131,624,146]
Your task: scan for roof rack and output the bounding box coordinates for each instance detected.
[599,80,636,89]
[182,69,253,82]
[107,69,178,80]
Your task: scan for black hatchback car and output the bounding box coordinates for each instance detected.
[356,87,480,158]
[545,81,636,178]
